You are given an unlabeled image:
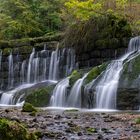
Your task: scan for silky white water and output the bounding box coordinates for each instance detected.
[49,47,59,80]
[0,84,34,105]
[50,78,69,107]
[0,45,75,106]
[67,74,88,107]
[27,48,35,83]
[8,53,14,89]
[96,36,140,109]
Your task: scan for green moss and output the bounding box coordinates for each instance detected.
[135,118,140,124]
[22,102,37,112]
[85,63,107,84]
[69,70,83,87]
[3,48,12,55]
[29,111,37,117]
[64,109,79,112]
[25,86,55,107]
[86,127,96,133]
[0,119,37,140]
[121,55,140,86]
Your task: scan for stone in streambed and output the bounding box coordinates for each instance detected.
[0,118,37,140]
[22,102,37,112]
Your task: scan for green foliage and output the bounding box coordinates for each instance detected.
[116,0,128,9]
[86,127,96,133]
[0,118,37,140]
[0,0,63,40]
[25,86,54,107]
[22,102,37,112]
[132,20,140,35]
[64,0,102,22]
[63,12,132,50]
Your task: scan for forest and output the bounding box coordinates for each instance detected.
[0,0,139,40]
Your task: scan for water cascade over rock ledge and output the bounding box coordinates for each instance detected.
[0,37,140,110]
[0,44,76,106]
[49,36,140,110]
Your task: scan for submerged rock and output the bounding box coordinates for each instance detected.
[25,85,55,107]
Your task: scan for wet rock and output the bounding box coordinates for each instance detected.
[11,116,20,123]
[77,132,83,136]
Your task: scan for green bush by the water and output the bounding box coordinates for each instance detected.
[0,118,37,140]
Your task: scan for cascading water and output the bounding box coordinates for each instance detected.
[8,52,14,89]
[67,74,88,108]
[0,45,76,106]
[27,48,35,83]
[33,56,40,83]
[0,84,34,106]
[66,49,75,76]
[50,78,69,107]
[49,47,76,80]
[95,36,140,109]
[20,60,26,84]
[49,47,60,80]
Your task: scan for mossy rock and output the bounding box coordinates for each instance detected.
[135,118,140,124]
[119,54,140,88]
[25,86,55,107]
[84,63,108,84]
[69,70,82,86]
[0,118,37,140]
[86,127,96,133]
[22,103,37,112]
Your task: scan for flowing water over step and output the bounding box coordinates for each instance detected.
[67,73,88,108]
[50,36,140,110]
[0,45,75,106]
[0,37,140,109]
[95,37,140,109]
[50,78,69,107]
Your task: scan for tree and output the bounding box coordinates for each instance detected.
[0,0,63,40]
[63,0,102,22]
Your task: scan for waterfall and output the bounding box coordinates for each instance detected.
[50,78,69,107]
[66,49,75,76]
[95,36,140,109]
[27,48,35,83]
[67,74,88,108]
[49,47,76,80]
[0,92,13,105]
[0,84,34,106]
[20,60,26,84]
[33,56,40,83]
[49,48,60,80]
[8,52,14,89]
[0,45,75,106]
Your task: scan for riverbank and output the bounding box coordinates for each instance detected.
[0,108,140,140]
